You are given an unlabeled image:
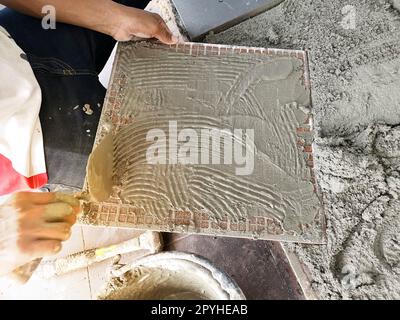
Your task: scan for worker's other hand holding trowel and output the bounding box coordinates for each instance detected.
[0,192,80,277]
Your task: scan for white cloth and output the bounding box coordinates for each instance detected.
[0,26,47,195]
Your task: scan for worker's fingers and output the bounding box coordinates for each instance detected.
[20,239,62,257]
[26,223,72,241]
[153,16,177,45]
[14,191,55,206]
[19,205,75,226]
[14,192,80,209]
[63,213,77,225]
[55,193,81,209]
[42,202,74,222]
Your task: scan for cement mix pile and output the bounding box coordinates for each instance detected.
[206,0,400,299]
[101,267,214,300]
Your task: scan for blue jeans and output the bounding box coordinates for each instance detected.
[0,1,150,189]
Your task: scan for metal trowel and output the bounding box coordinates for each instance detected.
[84,132,114,202]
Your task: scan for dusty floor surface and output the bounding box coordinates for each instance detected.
[206,0,400,299]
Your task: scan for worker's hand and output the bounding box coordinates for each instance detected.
[109,5,178,44]
[0,192,80,276]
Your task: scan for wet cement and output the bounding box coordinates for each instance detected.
[88,41,323,242]
[101,267,219,300]
[204,0,400,299]
[99,252,245,300]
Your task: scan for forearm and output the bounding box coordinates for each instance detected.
[0,0,123,36]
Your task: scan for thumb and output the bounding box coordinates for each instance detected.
[155,20,178,45]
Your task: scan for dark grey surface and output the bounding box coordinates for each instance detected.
[171,0,285,40]
[164,233,305,300]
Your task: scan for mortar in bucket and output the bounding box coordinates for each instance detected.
[100,251,245,300]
